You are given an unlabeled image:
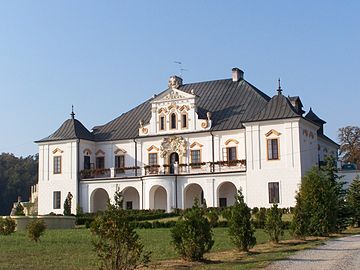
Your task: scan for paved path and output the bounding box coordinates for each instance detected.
[264,235,360,270]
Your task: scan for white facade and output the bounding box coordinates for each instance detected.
[36,70,339,214]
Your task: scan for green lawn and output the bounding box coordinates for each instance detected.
[0,227,292,270]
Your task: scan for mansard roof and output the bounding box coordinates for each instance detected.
[92,79,273,141]
[37,75,327,143]
[248,92,302,122]
[36,117,94,143]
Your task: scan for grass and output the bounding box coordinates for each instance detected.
[1,226,358,270]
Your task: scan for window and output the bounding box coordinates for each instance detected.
[170,113,177,129]
[160,116,165,130]
[53,156,62,174]
[267,138,279,160]
[268,182,280,203]
[148,153,158,166]
[126,201,133,210]
[53,191,61,209]
[227,147,237,161]
[84,156,91,170]
[96,156,105,169]
[190,150,201,168]
[181,113,187,128]
[115,155,125,168]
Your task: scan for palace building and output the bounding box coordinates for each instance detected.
[35,68,338,214]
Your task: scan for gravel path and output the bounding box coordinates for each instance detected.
[264,234,360,270]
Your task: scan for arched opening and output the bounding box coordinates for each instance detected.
[217,182,237,207]
[122,187,140,210]
[169,152,179,174]
[90,188,109,213]
[149,185,167,210]
[184,183,204,209]
[170,113,177,129]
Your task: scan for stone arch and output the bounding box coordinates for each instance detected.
[90,188,109,213]
[149,185,167,210]
[184,183,204,209]
[122,187,140,210]
[217,181,237,207]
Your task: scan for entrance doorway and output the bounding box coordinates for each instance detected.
[169,152,179,174]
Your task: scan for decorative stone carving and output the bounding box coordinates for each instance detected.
[142,128,148,134]
[168,75,183,89]
[201,121,208,129]
[164,90,185,100]
[160,136,187,158]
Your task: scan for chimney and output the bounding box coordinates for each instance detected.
[232,68,244,82]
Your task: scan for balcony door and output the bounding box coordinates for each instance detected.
[169,152,179,174]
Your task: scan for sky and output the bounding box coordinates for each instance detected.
[0,1,359,157]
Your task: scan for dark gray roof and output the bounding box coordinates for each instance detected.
[36,118,94,143]
[304,108,326,125]
[92,79,272,141]
[248,93,301,122]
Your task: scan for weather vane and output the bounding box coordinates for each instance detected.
[173,61,188,78]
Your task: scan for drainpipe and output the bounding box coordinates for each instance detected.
[76,139,80,213]
[133,138,138,176]
[141,177,144,209]
[175,175,178,209]
[210,131,215,173]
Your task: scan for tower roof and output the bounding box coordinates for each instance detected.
[36,117,93,143]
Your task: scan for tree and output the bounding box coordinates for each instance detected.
[171,198,214,261]
[338,126,360,166]
[227,189,256,251]
[292,167,338,236]
[0,153,38,215]
[321,156,349,231]
[291,192,308,239]
[27,219,46,242]
[347,175,360,227]
[91,190,150,270]
[63,192,73,216]
[265,204,283,244]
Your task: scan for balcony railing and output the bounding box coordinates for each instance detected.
[80,160,246,179]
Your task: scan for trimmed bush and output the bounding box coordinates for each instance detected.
[0,218,16,235]
[27,219,46,242]
[265,204,284,244]
[171,198,214,261]
[91,191,150,270]
[227,189,256,252]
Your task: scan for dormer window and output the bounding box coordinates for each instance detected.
[181,113,188,129]
[170,113,177,129]
[160,115,165,131]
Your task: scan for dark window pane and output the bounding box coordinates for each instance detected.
[149,153,158,166]
[115,155,125,168]
[171,113,176,129]
[268,139,279,160]
[54,156,62,174]
[160,116,165,130]
[182,114,187,128]
[53,191,61,209]
[268,182,279,203]
[96,157,105,169]
[84,156,91,170]
[227,147,237,161]
[219,198,227,207]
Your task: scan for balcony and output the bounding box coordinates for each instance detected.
[80,160,246,180]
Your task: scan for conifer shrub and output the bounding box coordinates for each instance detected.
[347,175,360,227]
[26,219,46,242]
[171,198,214,261]
[91,190,150,270]
[253,207,267,229]
[227,189,256,252]
[0,217,16,235]
[265,204,284,243]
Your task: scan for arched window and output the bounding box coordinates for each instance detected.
[170,113,177,129]
[181,113,188,129]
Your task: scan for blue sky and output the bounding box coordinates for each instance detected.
[0,1,359,156]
